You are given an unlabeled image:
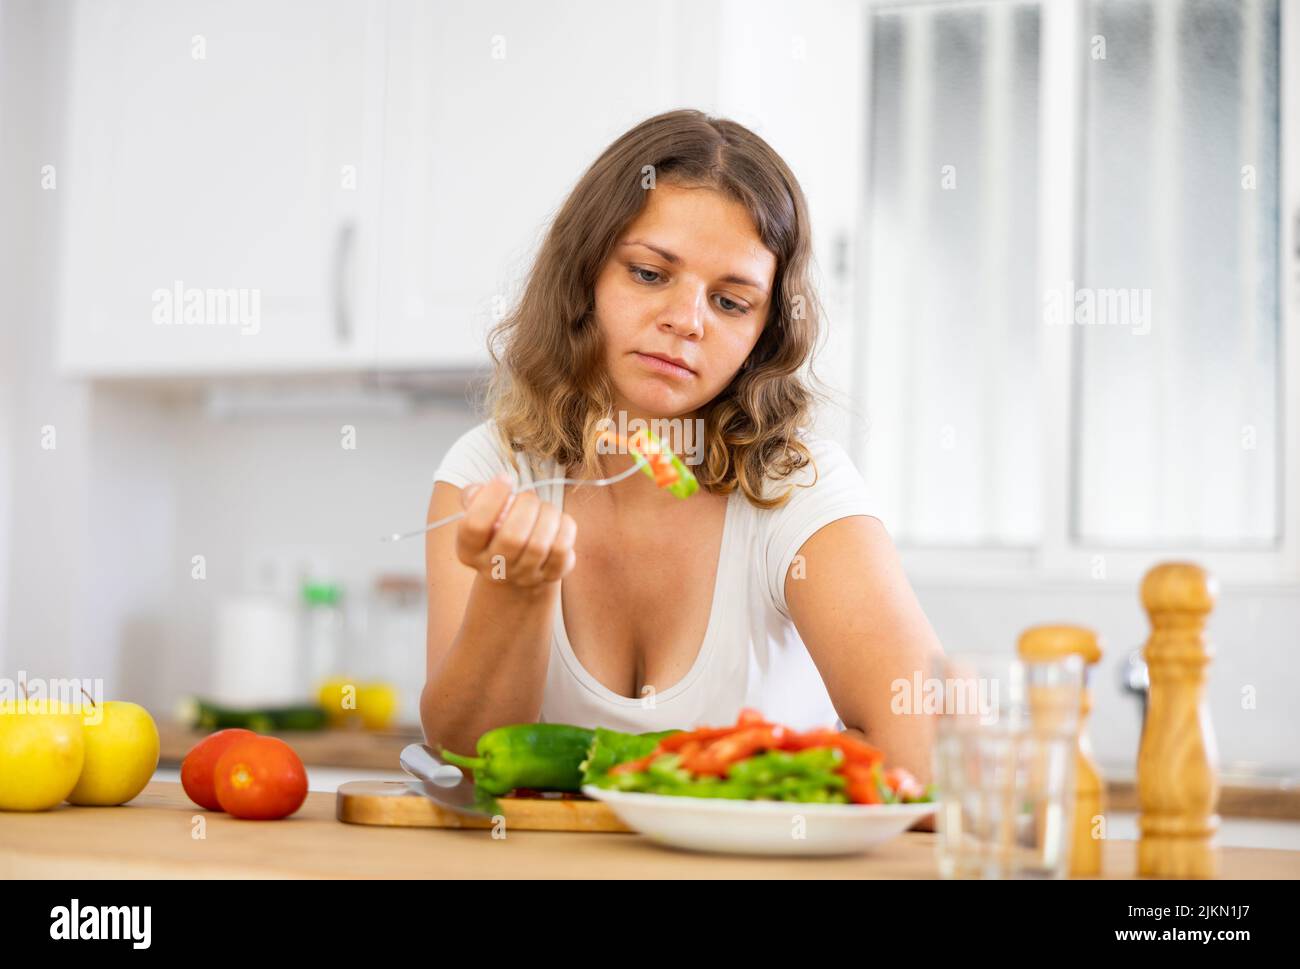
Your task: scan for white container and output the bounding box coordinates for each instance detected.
[211,595,301,706]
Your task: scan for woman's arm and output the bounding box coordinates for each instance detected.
[420,478,575,756]
[784,515,944,786]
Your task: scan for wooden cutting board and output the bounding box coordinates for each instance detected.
[336,780,633,832]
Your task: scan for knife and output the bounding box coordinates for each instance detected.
[399,742,501,818]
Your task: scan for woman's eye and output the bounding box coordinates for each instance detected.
[715,295,749,315]
[628,265,749,315]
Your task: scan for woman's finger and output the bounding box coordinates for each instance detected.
[456,475,513,559]
[515,502,563,580]
[538,514,578,582]
[486,491,543,574]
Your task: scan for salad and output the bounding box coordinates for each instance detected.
[585,708,934,805]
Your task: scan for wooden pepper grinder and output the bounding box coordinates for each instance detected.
[1137,562,1220,878]
[1018,624,1105,876]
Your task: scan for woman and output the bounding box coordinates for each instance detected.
[422,109,943,788]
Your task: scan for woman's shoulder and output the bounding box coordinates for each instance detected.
[753,432,865,507]
[432,418,521,489]
[747,431,880,618]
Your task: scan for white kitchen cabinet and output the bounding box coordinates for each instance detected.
[55,0,723,377]
[369,0,689,370]
[57,0,386,377]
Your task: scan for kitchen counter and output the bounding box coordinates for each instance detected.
[158,719,423,771]
[157,722,1300,821]
[3,782,1299,879]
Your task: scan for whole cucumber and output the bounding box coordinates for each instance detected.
[185,698,329,733]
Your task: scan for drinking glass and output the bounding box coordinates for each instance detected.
[931,652,1083,878]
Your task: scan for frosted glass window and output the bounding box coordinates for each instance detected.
[865,1,1042,546]
[1076,0,1281,547]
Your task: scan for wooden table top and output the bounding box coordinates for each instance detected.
[2,782,1299,879]
[157,722,1300,821]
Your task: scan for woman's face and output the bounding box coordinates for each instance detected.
[592,182,777,420]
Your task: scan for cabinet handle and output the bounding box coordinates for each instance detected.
[333,220,356,345]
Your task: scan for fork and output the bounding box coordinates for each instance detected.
[381,455,647,543]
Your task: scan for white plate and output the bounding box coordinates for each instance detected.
[582,785,936,857]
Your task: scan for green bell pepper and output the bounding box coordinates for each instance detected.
[438,724,596,796]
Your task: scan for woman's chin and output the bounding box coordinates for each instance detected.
[613,380,700,419]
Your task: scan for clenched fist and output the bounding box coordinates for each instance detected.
[456,474,577,587]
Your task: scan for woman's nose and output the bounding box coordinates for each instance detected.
[659,285,706,338]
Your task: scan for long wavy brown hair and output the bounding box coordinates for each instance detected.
[485,109,826,509]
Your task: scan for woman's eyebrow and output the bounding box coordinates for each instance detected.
[620,240,768,293]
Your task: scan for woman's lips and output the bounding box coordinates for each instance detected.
[633,351,695,379]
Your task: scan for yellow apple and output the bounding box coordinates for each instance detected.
[357,683,398,731]
[318,677,358,726]
[0,701,85,811]
[66,701,160,806]
[317,679,400,730]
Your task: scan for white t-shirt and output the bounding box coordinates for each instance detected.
[432,419,880,733]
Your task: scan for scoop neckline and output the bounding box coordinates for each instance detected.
[549,469,733,708]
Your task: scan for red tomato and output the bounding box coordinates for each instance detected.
[180,728,256,811]
[213,735,308,820]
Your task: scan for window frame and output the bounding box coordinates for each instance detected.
[854,0,1300,587]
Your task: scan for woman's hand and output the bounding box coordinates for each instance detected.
[455,474,577,588]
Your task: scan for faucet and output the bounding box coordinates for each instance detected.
[1119,648,1149,734]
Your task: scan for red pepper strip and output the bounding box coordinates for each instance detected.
[642,448,675,476]
[681,726,785,776]
[649,463,678,487]
[843,763,884,804]
[627,432,660,462]
[630,434,687,484]
[624,711,777,776]
[782,729,885,767]
[674,739,705,762]
[598,429,679,489]
[618,709,781,776]
[608,751,661,776]
[607,736,714,777]
[659,708,776,752]
[658,725,741,751]
[627,429,657,451]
